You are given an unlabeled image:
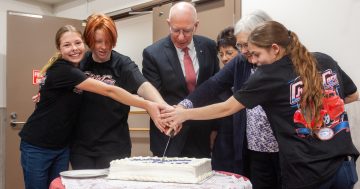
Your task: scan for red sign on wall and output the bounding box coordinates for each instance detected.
[32,70,43,85]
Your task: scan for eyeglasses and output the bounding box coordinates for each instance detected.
[236,42,248,50]
[170,27,195,37]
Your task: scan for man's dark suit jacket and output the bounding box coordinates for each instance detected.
[142,35,219,158]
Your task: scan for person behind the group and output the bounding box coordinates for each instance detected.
[69,13,170,170]
[19,25,165,189]
[178,10,280,188]
[142,1,219,158]
[208,26,239,172]
[217,26,239,65]
[163,20,359,189]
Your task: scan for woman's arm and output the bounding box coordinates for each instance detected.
[137,81,174,133]
[186,58,237,107]
[344,91,359,104]
[137,81,169,105]
[76,78,167,132]
[77,78,149,108]
[162,96,245,128]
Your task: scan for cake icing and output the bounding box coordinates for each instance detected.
[107,156,213,183]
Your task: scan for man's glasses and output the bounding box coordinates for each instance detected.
[236,42,248,50]
[170,27,195,37]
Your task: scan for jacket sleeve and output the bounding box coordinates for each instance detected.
[142,48,162,91]
[187,57,236,107]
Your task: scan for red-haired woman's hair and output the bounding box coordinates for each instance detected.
[83,13,117,49]
[248,21,323,129]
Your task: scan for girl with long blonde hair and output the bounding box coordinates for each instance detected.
[20,25,165,189]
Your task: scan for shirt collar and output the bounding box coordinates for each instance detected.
[175,39,195,53]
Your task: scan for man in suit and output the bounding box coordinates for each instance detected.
[142,2,219,158]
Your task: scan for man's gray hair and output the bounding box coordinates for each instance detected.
[234,10,272,35]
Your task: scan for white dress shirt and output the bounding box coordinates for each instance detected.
[174,39,200,81]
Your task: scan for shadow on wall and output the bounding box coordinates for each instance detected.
[346,101,360,189]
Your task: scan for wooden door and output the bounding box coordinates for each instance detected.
[6,11,82,189]
[153,0,240,42]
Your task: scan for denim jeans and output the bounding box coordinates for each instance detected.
[317,157,358,189]
[20,140,69,189]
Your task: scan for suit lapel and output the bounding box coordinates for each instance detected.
[164,36,187,91]
[194,36,206,85]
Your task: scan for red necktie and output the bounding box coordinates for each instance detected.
[182,47,196,93]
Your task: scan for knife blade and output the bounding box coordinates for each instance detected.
[162,129,175,161]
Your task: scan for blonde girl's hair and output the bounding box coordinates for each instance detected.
[248,21,323,129]
[40,25,82,75]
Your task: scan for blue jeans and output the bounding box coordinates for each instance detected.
[20,140,69,189]
[318,157,358,189]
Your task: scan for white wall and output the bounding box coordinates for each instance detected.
[114,14,153,71]
[0,0,53,107]
[54,0,152,19]
[242,0,360,88]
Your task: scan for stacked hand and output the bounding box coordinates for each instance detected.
[142,101,191,137]
[160,105,187,135]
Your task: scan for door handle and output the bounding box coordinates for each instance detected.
[9,112,26,129]
[10,121,26,128]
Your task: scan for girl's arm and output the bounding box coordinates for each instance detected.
[76,78,167,132]
[344,91,359,104]
[162,96,245,128]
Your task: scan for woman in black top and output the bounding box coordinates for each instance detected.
[19,25,165,189]
[69,13,170,170]
[163,21,359,189]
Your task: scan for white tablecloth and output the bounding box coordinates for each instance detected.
[61,171,252,189]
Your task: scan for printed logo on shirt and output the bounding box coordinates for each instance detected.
[322,69,340,91]
[289,77,303,107]
[84,71,116,85]
[289,69,349,140]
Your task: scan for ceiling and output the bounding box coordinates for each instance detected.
[32,0,75,5]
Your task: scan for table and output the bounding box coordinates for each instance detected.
[50,171,252,189]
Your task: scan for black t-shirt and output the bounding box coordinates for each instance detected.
[19,59,87,149]
[234,53,359,189]
[71,51,147,156]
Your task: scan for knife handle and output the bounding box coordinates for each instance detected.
[166,128,175,137]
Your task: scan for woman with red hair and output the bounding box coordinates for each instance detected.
[70,13,169,169]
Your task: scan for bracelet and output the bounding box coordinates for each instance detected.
[178,99,193,109]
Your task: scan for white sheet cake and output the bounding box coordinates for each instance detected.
[107,156,213,183]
